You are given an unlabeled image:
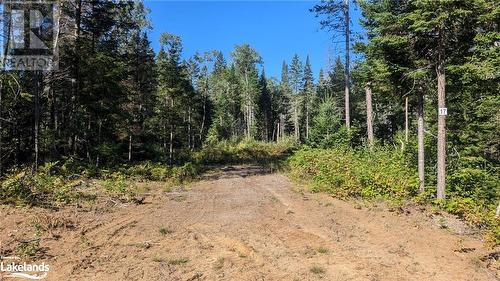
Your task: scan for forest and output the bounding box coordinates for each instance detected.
[0,1,499,278]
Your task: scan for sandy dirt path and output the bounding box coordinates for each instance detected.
[0,166,498,281]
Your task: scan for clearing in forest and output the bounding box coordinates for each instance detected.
[0,166,498,281]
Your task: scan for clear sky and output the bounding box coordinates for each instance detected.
[145,1,363,81]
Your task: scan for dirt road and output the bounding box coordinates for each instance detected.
[1,166,498,280]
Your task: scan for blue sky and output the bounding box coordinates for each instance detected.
[145,1,363,80]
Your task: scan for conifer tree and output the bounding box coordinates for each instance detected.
[302,55,315,140]
[289,54,303,141]
[232,44,262,139]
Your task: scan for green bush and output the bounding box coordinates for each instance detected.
[0,163,80,206]
[171,162,199,182]
[288,147,500,246]
[121,162,172,181]
[288,147,418,200]
[193,138,297,165]
[486,220,500,247]
[102,172,132,194]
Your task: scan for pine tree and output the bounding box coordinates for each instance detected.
[302,55,314,140]
[289,54,303,141]
[155,33,195,164]
[257,70,272,141]
[308,96,347,148]
[231,44,262,139]
[278,61,292,140]
[311,0,352,129]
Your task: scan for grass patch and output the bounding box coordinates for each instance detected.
[238,252,247,258]
[213,257,225,270]
[310,265,326,274]
[16,240,42,259]
[152,256,164,263]
[317,246,329,254]
[159,226,173,235]
[168,257,189,265]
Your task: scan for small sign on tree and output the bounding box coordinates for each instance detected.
[438,107,448,116]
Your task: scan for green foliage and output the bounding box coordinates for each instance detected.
[16,240,42,259]
[171,162,199,183]
[309,265,325,275]
[288,147,500,246]
[193,139,297,166]
[122,162,171,181]
[102,172,134,195]
[288,148,418,200]
[307,97,349,148]
[486,221,500,247]
[0,163,80,206]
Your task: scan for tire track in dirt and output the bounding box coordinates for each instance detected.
[1,165,497,281]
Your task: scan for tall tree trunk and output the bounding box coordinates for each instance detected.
[273,122,277,142]
[169,97,174,165]
[277,122,280,142]
[163,125,167,153]
[169,124,174,165]
[85,114,90,163]
[188,106,192,149]
[128,135,132,162]
[72,0,82,157]
[306,104,310,140]
[0,15,10,174]
[34,72,41,171]
[280,114,285,140]
[417,91,425,192]
[365,84,374,149]
[343,0,350,130]
[436,28,446,199]
[496,200,500,218]
[0,79,3,174]
[293,104,300,141]
[200,86,207,142]
[405,96,409,143]
[96,119,101,166]
[244,72,250,139]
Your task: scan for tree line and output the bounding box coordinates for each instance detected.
[0,0,347,169]
[313,0,498,201]
[0,0,498,204]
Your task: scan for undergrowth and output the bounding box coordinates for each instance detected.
[192,138,297,168]
[0,140,296,207]
[287,147,500,247]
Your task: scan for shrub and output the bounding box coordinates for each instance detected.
[193,139,297,165]
[102,172,131,194]
[288,147,500,246]
[171,162,199,183]
[288,147,418,200]
[122,162,171,181]
[0,163,80,206]
[486,221,500,247]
